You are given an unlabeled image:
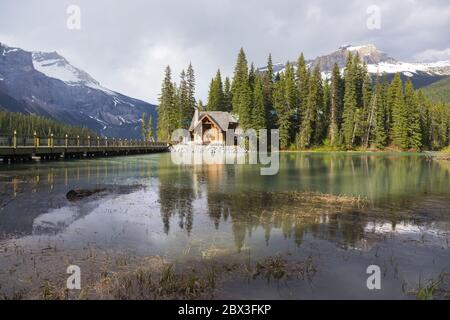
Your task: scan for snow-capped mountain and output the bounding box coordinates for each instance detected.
[260,44,450,88]
[0,42,156,138]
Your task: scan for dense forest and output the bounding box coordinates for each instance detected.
[157,49,450,151]
[0,111,94,137]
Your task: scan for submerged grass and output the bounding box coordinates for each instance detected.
[0,240,317,300]
[409,272,450,300]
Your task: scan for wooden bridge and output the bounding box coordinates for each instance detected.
[0,131,169,162]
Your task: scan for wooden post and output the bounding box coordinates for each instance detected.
[34,131,38,148]
[13,130,17,149]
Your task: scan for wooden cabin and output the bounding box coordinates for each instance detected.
[188,109,239,145]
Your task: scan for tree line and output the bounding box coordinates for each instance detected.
[156,63,196,141]
[0,111,94,137]
[157,49,449,151]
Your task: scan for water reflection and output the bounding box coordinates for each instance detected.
[0,153,449,252]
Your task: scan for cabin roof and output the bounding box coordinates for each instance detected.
[189,111,238,132]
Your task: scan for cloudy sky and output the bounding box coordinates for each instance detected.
[1,0,450,104]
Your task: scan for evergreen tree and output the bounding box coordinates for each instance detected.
[140,112,147,139]
[273,73,291,149]
[341,53,358,148]
[207,69,225,111]
[184,63,196,124]
[197,99,205,111]
[157,66,178,141]
[296,53,310,143]
[262,54,275,129]
[248,62,256,91]
[329,63,342,146]
[321,80,330,143]
[231,48,252,128]
[390,73,409,149]
[223,77,232,112]
[147,115,154,142]
[178,69,190,128]
[372,78,387,148]
[361,66,373,146]
[273,62,297,149]
[252,75,267,131]
[299,64,322,148]
[404,80,422,150]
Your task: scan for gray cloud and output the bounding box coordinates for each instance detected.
[1,0,449,103]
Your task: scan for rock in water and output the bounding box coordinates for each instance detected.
[66,188,106,201]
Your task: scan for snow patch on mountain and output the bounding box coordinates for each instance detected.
[367,60,450,75]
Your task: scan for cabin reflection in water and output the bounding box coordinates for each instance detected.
[1,154,450,252]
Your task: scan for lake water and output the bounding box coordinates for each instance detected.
[0,152,449,299]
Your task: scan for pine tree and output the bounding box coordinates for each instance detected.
[273,73,291,149]
[147,115,154,142]
[361,66,373,147]
[296,53,310,143]
[329,63,342,146]
[231,48,252,128]
[404,80,422,150]
[231,48,249,114]
[299,64,321,148]
[178,69,190,128]
[207,69,225,111]
[321,80,330,144]
[262,54,275,129]
[140,112,147,139]
[341,53,358,148]
[197,100,205,111]
[248,62,256,91]
[223,77,232,112]
[157,65,177,141]
[185,63,196,123]
[372,78,387,148]
[390,73,409,149]
[252,75,267,131]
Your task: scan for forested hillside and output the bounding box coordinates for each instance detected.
[421,77,450,104]
[0,110,94,137]
[158,49,450,151]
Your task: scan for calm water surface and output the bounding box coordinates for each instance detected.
[0,152,449,299]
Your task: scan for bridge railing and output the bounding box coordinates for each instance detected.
[0,131,167,148]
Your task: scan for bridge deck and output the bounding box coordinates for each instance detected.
[0,134,168,161]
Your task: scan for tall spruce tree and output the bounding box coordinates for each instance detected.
[178,69,190,128]
[372,78,387,148]
[223,77,232,112]
[157,65,178,141]
[262,54,275,129]
[140,112,147,139]
[207,69,224,111]
[231,48,252,128]
[273,63,296,149]
[329,63,342,146]
[252,75,267,131]
[185,63,196,122]
[296,53,310,144]
[404,80,422,150]
[390,73,409,149]
[341,53,358,148]
[299,64,322,148]
[147,115,154,142]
